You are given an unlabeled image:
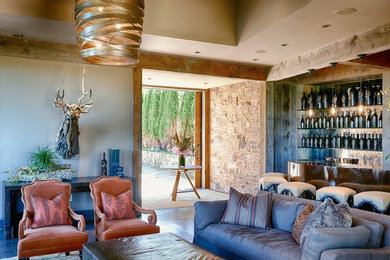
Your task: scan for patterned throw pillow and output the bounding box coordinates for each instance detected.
[101,190,135,220]
[291,204,315,244]
[220,188,272,229]
[31,192,71,228]
[300,198,352,247]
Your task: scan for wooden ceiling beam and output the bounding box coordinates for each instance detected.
[0,35,268,81]
[267,22,390,81]
[343,49,390,69]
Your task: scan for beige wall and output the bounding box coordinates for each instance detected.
[210,81,266,194]
[0,56,133,217]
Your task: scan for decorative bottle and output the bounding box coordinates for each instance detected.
[377,80,383,105]
[306,116,311,129]
[341,89,348,107]
[379,134,383,151]
[349,84,357,107]
[378,111,382,128]
[358,112,365,128]
[371,109,378,128]
[366,134,372,150]
[358,85,365,105]
[365,83,372,105]
[366,110,372,128]
[101,152,107,177]
[351,134,357,149]
[373,134,378,151]
[301,92,307,110]
[301,134,306,148]
[340,111,345,128]
[344,111,350,128]
[300,116,305,129]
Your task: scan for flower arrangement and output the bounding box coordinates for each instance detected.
[170,116,194,166]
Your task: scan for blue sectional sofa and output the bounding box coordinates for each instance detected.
[193,192,390,260]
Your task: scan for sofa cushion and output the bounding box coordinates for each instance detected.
[272,198,304,232]
[101,190,135,220]
[221,188,272,229]
[352,216,384,249]
[292,203,315,245]
[302,226,370,260]
[197,223,301,260]
[301,198,352,246]
[30,192,71,228]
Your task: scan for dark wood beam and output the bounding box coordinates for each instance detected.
[343,49,390,69]
[132,68,142,206]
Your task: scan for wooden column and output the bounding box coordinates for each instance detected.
[204,90,211,188]
[266,82,275,172]
[133,68,142,206]
[194,92,202,188]
[383,71,390,170]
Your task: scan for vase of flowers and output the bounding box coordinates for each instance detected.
[171,116,194,167]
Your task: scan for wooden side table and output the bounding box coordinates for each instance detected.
[161,165,202,201]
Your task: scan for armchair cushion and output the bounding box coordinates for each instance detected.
[101,219,160,240]
[101,190,135,220]
[30,192,71,228]
[18,225,88,258]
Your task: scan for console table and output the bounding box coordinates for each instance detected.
[3,176,101,239]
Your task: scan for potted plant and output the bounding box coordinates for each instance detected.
[170,116,194,167]
[6,145,74,182]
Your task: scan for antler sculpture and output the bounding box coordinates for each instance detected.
[54,66,93,159]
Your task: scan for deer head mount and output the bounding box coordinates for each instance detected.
[54,67,93,159]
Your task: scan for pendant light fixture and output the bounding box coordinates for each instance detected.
[330,62,337,115]
[357,54,367,113]
[75,0,145,66]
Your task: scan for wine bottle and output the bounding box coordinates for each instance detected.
[343,132,350,149]
[306,116,311,129]
[101,152,107,177]
[317,89,323,109]
[323,90,329,108]
[372,81,378,105]
[326,115,330,129]
[350,111,355,128]
[335,112,340,128]
[314,135,318,148]
[330,114,335,128]
[332,92,338,108]
[341,88,348,107]
[371,109,378,128]
[365,83,372,105]
[311,115,315,129]
[314,114,319,129]
[344,111,350,128]
[331,134,336,148]
[318,114,323,129]
[308,88,314,109]
[366,110,372,128]
[377,80,383,105]
[302,134,306,148]
[319,135,324,149]
[340,111,345,128]
[336,134,341,148]
[325,134,330,148]
[358,85,365,105]
[367,134,372,150]
[349,83,357,107]
[378,111,382,128]
[353,111,358,128]
[308,135,313,148]
[359,134,365,150]
[358,112,365,128]
[351,134,357,149]
[379,134,383,151]
[301,92,307,110]
[373,134,378,151]
[300,115,305,129]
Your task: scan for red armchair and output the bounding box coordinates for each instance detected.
[90,176,159,241]
[17,179,88,259]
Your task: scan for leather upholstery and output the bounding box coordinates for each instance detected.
[90,176,160,241]
[18,179,88,259]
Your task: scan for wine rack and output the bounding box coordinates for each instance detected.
[296,77,384,164]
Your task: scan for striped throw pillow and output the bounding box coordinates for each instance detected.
[220,188,272,229]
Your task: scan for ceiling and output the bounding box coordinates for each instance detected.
[0,0,389,80]
[142,69,248,89]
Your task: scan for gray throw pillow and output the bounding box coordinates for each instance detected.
[272,199,304,232]
[300,198,352,247]
[220,188,272,229]
[352,216,384,248]
[301,226,370,260]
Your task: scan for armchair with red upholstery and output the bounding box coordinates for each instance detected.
[17,179,88,260]
[90,176,160,241]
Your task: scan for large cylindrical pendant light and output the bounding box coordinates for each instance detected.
[75,0,145,66]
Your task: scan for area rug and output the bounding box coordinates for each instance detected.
[1,252,80,260]
[142,189,228,210]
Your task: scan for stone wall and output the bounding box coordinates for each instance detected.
[210,81,266,194]
[142,150,194,167]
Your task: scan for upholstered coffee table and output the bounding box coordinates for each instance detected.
[83,233,221,260]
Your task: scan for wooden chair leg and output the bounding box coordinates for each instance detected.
[65,252,70,256]
[79,250,83,260]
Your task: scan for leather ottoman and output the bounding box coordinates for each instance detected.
[83,232,221,260]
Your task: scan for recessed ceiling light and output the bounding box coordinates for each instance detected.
[281,44,289,47]
[322,24,332,28]
[253,58,258,61]
[204,82,208,85]
[335,8,356,15]
[254,49,266,54]
[147,78,152,80]
[195,51,201,54]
